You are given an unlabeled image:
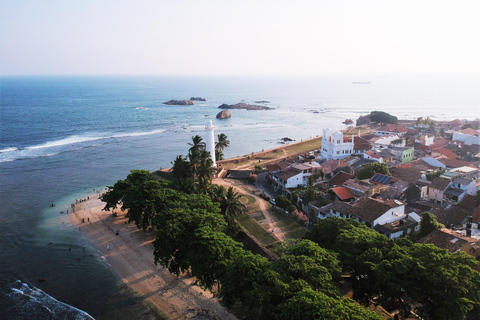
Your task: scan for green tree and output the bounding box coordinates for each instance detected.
[171,155,191,183]
[375,243,480,320]
[101,170,177,230]
[419,211,445,238]
[189,227,243,290]
[370,111,398,124]
[219,186,246,233]
[357,162,391,179]
[215,133,230,152]
[152,193,226,277]
[305,217,359,250]
[278,288,383,320]
[475,189,480,206]
[275,195,291,209]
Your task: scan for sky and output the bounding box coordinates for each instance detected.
[1,0,479,76]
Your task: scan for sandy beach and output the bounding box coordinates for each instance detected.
[69,194,238,320]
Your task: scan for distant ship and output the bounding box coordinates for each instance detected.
[352,81,371,84]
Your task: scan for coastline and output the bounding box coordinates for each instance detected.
[68,194,237,320]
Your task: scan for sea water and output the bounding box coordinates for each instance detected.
[0,74,479,319]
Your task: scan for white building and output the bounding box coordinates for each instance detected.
[205,118,216,167]
[452,128,480,145]
[321,129,355,160]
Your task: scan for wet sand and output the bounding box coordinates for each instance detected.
[69,195,237,320]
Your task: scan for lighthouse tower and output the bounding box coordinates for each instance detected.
[205,118,216,167]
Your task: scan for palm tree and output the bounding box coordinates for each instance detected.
[220,187,246,232]
[189,135,205,153]
[171,155,191,182]
[215,133,230,152]
[196,149,215,185]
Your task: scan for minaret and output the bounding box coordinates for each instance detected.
[205,118,216,167]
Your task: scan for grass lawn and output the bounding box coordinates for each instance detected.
[239,194,256,206]
[270,210,307,239]
[251,211,266,221]
[238,214,277,246]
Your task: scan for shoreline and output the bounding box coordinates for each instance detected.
[68,194,237,320]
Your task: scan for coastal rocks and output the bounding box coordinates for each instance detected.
[278,137,295,144]
[216,110,231,119]
[218,103,273,111]
[255,100,270,104]
[190,97,206,101]
[343,119,353,125]
[163,100,195,105]
[356,114,371,126]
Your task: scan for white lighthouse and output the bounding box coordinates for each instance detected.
[205,118,216,167]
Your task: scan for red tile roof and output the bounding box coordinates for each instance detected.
[459,128,479,135]
[433,147,458,160]
[349,197,402,223]
[365,150,382,159]
[332,187,355,201]
[376,124,408,133]
[430,177,451,191]
[329,171,355,187]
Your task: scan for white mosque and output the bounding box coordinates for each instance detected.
[205,118,216,167]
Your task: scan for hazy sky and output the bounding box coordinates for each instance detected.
[1,0,479,76]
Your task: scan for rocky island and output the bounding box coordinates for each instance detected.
[163,100,195,105]
[218,103,274,111]
[216,110,231,119]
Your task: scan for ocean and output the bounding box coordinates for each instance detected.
[0,74,479,319]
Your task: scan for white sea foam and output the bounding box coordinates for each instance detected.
[6,280,94,319]
[0,147,18,153]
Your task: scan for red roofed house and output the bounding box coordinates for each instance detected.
[331,187,355,201]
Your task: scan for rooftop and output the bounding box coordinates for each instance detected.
[349,197,403,223]
[331,187,355,201]
[418,228,474,253]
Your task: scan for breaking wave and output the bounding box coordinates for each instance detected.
[0,280,94,320]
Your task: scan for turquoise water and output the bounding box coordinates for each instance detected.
[0,74,479,318]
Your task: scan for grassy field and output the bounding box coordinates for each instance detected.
[269,210,307,239]
[239,194,256,206]
[238,214,277,246]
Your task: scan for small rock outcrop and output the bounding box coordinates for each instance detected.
[343,119,353,125]
[190,97,207,101]
[255,100,270,103]
[216,110,231,119]
[356,114,371,126]
[218,103,273,111]
[163,100,195,105]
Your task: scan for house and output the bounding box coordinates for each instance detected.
[428,177,452,204]
[381,179,418,201]
[327,171,355,188]
[347,197,407,228]
[374,213,421,239]
[452,128,480,145]
[320,129,372,160]
[418,228,477,254]
[343,179,376,198]
[272,162,321,193]
[415,134,434,146]
[330,187,355,202]
[364,150,383,163]
[369,134,405,148]
[373,124,408,136]
[390,147,415,164]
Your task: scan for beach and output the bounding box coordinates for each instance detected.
[69,194,238,320]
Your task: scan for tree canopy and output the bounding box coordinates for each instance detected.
[370,111,398,124]
[357,162,391,180]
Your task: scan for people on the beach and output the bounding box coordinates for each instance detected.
[107,245,110,251]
